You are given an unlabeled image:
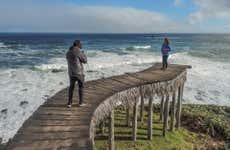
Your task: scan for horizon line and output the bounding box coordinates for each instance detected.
[0,32,230,35]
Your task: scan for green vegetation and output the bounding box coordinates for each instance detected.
[95,104,229,150]
[181,104,230,149]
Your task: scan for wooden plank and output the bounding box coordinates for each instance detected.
[13,131,88,143]
[26,120,89,127]
[126,73,148,82]
[88,81,120,93]
[111,75,142,86]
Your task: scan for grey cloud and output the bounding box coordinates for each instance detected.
[0,1,178,33]
[188,0,230,24]
[0,1,227,33]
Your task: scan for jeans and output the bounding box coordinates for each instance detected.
[68,76,84,105]
[162,55,169,69]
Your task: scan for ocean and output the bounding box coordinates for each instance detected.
[0,33,230,143]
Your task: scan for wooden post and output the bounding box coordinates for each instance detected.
[148,96,153,140]
[126,105,130,127]
[89,138,95,150]
[170,91,176,131]
[163,95,170,136]
[99,121,105,135]
[176,84,184,128]
[132,100,138,141]
[140,87,144,123]
[160,95,165,121]
[109,109,114,150]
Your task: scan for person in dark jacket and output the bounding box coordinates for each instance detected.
[66,40,87,108]
[161,38,171,70]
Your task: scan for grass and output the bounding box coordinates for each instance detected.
[95,105,227,150]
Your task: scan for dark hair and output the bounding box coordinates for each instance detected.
[73,40,81,47]
[164,38,169,45]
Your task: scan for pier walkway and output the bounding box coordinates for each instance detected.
[5,63,191,150]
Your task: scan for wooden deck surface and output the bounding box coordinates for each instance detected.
[5,63,190,150]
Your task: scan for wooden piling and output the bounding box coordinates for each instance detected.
[148,96,153,140]
[132,100,138,141]
[170,91,176,131]
[99,121,105,135]
[126,105,130,127]
[163,95,170,136]
[176,84,184,128]
[160,95,165,121]
[109,109,114,150]
[140,87,144,123]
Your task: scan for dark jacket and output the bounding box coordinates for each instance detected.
[66,46,87,81]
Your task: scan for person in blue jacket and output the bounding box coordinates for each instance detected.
[161,38,171,70]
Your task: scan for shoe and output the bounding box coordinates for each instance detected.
[67,104,72,108]
[79,103,87,107]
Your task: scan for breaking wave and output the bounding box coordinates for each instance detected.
[123,45,152,51]
[0,42,7,48]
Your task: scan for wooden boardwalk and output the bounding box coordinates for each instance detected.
[5,63,190,150]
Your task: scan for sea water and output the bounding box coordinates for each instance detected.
[0,33,230,143]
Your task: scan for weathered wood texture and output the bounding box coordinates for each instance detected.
[148,96,153,140]
[170,91,177,131]
[126,105,130,127]
[160,95,165,121]
[99,121,105,135]
[109,110,114,150]
[132,100,138,141]
[176,84,184,128]
[5,63,190,150]
[140,87,144,123]
[163,95,170,136]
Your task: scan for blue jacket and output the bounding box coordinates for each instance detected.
[161,44,171,56]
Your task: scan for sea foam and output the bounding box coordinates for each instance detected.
[0,42,7,48]
[123,45,152,51]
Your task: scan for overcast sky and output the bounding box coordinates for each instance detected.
[0,0,230,33]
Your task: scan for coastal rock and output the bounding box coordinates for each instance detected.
[0,109,8,120]
[51,69,63,73]
[87,70,98,73]
[42,95,49,100]
[20,101,29,108]
[209,90,220,96]
[1,109,7,115]
[50,89,55,92]
[195,90,207,101]
[21,88,28,92]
